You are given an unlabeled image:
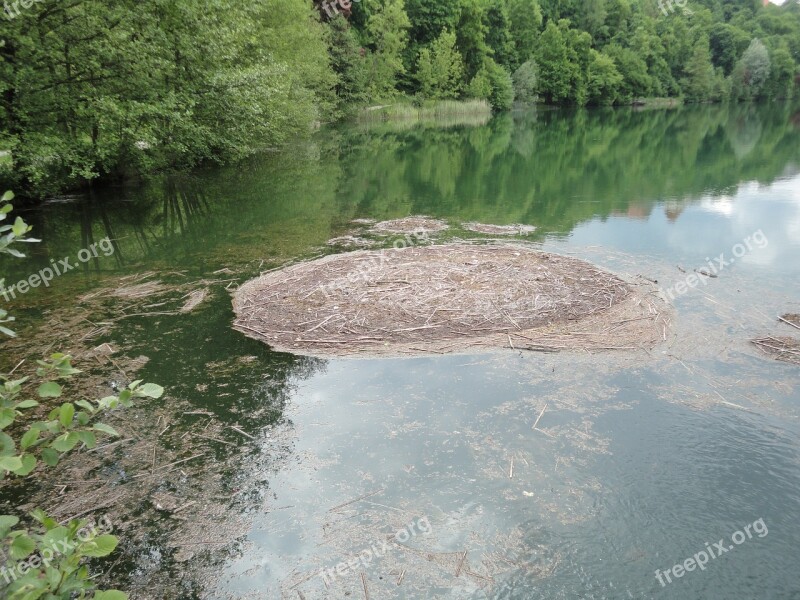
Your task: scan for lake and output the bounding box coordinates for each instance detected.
[1,102,799,599]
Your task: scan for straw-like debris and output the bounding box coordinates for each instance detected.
[462,223,536,236]
[232,243,670,358]
[779,313,800,330]
[110,280,168,300]
[752,336,800,365]
[370,216,448,234]
[180,288,209,313]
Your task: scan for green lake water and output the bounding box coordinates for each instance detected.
[2,102,800,599]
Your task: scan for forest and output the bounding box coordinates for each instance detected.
[1,0,799,197]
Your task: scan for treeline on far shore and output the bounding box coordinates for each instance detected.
[1,0,799,198]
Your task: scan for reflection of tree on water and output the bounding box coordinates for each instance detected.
[333,103,800,233]
[80,187,126,270]
[160,176,211,240]
[11,103,800,278]
[726,107,763,159]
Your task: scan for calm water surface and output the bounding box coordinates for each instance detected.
[2,103,800,599]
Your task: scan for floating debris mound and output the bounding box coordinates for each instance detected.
[369,216,449,234]
[233,243,670,358]
[462,222,536,236]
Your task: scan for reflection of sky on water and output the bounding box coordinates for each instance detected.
[570,174,800,278]
[217,173,800,599]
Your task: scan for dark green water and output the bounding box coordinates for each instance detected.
[2,102,800,599]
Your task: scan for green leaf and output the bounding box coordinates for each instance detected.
[10,533,35,559]
[75,400,94,412]
[94,591,129,600]
[15,399,39,409]
[0,324,16,337]
[0,455,22,472]
[0,431,16,455]
[59,403,75,427]
[15,575,49,599]
[92,423,120,437]
[30,509,57,528]
[0,407,15,429]
[41,448,60,466]
[2,191,14,202]
[50,432,79,452]
[11,216,27,237]
[11,453,36,476]
[38,382,63,398]
[97,396,118,410]
[20,428,39,450]
[136,383,164,399]
[77,431,96,449]
[44,565,62,589]
[0,514,19,537]
[42,526,71,553]
[81,534,118,557]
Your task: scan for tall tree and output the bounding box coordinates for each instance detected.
[684,36,715,101]
[457,0,491,80]
[415,29,465,99]
[732,38,771,100]
[485,2,515,69]
[507,0,543,68]
[365,0,412,98]
[534,21,573,103]
[512,60,539,103]
[327,16,370,113]
[587,49,623,105]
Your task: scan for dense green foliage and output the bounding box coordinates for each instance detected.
[1,0,799,196]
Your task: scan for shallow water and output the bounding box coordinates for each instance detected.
[2,102,800,599]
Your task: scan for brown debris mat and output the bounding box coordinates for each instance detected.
[752,336,800,366]
[232,243,670,358]
[779,313,800,330]
[370,216,449,234]
[462,223,536,235]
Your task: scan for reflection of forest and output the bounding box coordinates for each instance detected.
[11,102,800,274]
[334,103,800,232]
